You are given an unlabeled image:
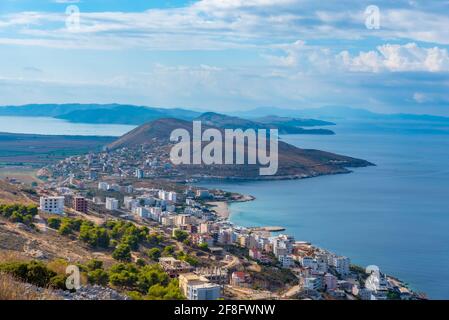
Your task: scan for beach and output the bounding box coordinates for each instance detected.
[207,201,230,219]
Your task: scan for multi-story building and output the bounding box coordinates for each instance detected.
[278,255,294,268]
[105,197,119,211]
[175,214,192,227]
[135,207,149,218]
[135,168,144,179]
[39,196,65,215]
[97,182,109,191]
[123,196,139,210]
[303,277,322,291]
[333,256,350,276]
[324,273,338,291]
[72,196,88,213]
[179,273,221,300]
[199,222,212,234]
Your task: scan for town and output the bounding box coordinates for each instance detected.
[12,147,420,301]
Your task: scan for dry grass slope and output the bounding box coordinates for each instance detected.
[0,273,60,300]
[0,179,32,204]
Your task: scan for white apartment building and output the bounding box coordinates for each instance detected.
[187,282,221,300]
[301,256,315,268]
[98,182,109,191]
[158,190,177,203]
[179,273,221,300]
[175,214,192,227]
[333,256,350,276]
[278,255,294,268]
[135,207,149,218]
[105,197,119,211]
[39,196,65,215]
[303,277,322,291]
[123,196,138,210]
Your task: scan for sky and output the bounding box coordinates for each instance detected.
[0,0,448,115]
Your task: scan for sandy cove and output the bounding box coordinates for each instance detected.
[207,194,255,219]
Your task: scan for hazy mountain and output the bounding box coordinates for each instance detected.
[0,103,113,117]
[196,112,335,135]
[234,106,449,122]
[56,105,200,124]
[253,115,335,127]
[108,118,372,179]
[0,104,200,124]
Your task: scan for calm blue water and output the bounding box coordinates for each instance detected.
[198,120,449,299]
[0,116,135,136]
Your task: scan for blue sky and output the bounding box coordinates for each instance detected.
[0,0,449,115]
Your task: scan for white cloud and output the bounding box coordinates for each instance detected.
[338,43,449,72]
[0,0,448,51]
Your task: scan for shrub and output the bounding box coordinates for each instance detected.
[162,245,175,256]
[47,217,61,229]
[0,261,56,288]
[87,269,109,286]
[86,259,103,271]
[147,248,161,261]
[49,275,67,290]
[173,229,189,242]
[109,263,139,288]
[112,244,132,262]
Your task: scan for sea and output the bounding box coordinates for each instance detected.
[1,115,449,299]
[197,119,449,299]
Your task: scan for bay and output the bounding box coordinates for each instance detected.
[197,120,449,299]
[0,116,135,136]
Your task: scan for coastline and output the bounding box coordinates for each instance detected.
[207,185,424,299]
[207,194,255,219]
[206,201,230,219]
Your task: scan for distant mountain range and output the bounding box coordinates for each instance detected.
[196,112,335,135]
[1,104,448,135]
[0,104,336,135]
[0,104,199,123]
[234,106,449,122]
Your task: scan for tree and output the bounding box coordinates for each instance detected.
[147,248,161,261]
[147,233,163,246]
[86,259,103,271]
[49,275,67,290]
[136,258,146,267]
[146,279,184,300]
[47,217,61,229]
[95,227,110,248]
[113,243,132,262]
[88,269,109,286]
[137,265,169,293]
[184,255,199,267]
[109,263,139,288]
[198,242,209,251]
[173,229,189,242]
[122,234,139,251]
[0,261,56,288]
[162,245,175,256]
[58,222,72,235]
